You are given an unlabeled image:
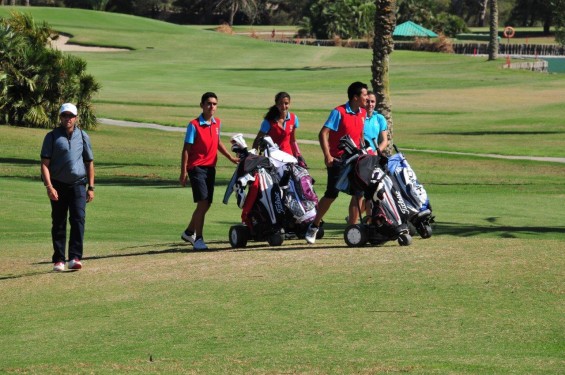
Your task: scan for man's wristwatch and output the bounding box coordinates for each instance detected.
[88,186,95,191]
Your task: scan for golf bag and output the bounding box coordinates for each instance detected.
[260,136,318,225]
[336,135,412,247]
[223,134,322,248]
[387,145,434,238]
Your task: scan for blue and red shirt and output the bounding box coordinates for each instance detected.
[184,114,221,169]
[323,102,366,158]
[259,112,299,155]
[364,111,388,150]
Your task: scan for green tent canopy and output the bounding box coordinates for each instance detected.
[393,21,438,38]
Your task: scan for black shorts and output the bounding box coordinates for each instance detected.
[324,162,362,199]
[188,166,216,203]
[323,164,342,199]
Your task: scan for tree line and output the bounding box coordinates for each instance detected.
[1,1,562,131]
[1,1,564,43]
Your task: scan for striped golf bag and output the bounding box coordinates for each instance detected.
[387,145,434,238]
[261,137,318,225]
[336,135,412,247]
[224,135,322,248]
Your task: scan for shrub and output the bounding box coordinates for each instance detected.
[433,12,469,38]
[412,33,454,53]
[215,22,234,35]
[0,12,99,129]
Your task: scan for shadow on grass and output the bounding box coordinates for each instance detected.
[435,130,565,136]
[433,221,565,238]
[96,175,234,187]
[5,222,562,281]
[0,157,38,165]
[0,239,351,281]
[217,65,368,72]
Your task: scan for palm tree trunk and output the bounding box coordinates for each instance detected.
[478,0,488,27]
[371,0,396,153]
[488,0,499,61]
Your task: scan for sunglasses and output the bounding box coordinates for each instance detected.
[60,113,76,119]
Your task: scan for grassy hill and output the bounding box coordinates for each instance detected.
[2,6,565,157]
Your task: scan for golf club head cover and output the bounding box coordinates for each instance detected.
[231,133,248,150]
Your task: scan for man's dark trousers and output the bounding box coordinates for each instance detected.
[50,181,86,263]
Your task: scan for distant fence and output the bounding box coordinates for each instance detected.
[267,38,565,56]
[451,43,565,56]
[267,38,371,48]
[503,60,548,72]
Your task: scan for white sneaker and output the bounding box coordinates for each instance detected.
[305,224,319,244]
[193,238,209,251]
[53,262,65,272]
[181,231,196,245]
[68,258,82,270]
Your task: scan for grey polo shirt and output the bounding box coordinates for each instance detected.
[40,126,94,185]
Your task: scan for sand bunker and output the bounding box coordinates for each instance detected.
[50,35,129,52]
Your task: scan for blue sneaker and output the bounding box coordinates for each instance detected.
[193,238,209,251]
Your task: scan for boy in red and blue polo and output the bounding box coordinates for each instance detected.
[305,82,368,244]
[180,92,238,250]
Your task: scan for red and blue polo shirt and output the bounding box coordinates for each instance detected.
[259,112,299,155]
[184,114,221,169]
[323,102,366,158]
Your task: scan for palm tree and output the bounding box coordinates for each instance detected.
[0,12,100,129]
[371,0,396,153]
[488,0,499,60]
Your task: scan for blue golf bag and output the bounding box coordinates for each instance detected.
[387,144,434,238]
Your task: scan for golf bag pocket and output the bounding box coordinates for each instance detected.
[286,180,316,223]
[257,169,285,225]
[291,165,318,204]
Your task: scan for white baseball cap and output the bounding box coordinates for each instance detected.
[59,103,78,116]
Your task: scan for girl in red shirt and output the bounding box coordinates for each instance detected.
[252,92,307,167]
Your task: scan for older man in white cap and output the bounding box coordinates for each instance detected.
[40,103,95,271]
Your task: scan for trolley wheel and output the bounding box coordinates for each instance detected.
[267,232,284,246]
[397,233,412,246]
[229,225,249,248]
[417,223,432,239]
[344,224,368,247]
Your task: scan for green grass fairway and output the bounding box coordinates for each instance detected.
[1,7,564,374]
[2,6,565,158]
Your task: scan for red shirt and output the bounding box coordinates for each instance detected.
[326,104,366,158]
[184,115,220,169]
[264,112,297,155]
